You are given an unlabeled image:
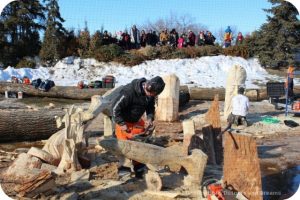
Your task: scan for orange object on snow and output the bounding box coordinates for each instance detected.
[77,81,84,89]
[23,77,30,84]
[115,119,145,140]
[292,101,300,111]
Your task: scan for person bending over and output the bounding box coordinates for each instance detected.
[111,76,165,178]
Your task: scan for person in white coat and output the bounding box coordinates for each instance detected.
[219,87,249,137]
[130,25,140,49]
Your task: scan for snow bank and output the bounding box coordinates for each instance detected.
[0,56,283,88]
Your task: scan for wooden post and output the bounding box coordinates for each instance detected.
[202,125,216,165]
[103,114,113,137]
[182,119,195,155]
[223,132,263,200]
[156,74,180,122]
[224,65,247,119]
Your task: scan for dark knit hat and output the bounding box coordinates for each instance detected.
[146,76,165,95]
[238,87,245,94]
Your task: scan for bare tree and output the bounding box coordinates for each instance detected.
[140,12,207,35]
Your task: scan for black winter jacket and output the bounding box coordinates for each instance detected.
[112,78,155,125]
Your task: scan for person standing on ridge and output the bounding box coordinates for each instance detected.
[224,26,233,48]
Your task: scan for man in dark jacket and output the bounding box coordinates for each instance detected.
[111,76,165,178]
[112,76,165,140]
[205,31,216,45]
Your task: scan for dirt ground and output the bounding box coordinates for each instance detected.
[0,96,299,199]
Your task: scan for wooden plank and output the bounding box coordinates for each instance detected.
[223,132,263,200]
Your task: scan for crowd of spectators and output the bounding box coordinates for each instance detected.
[95,25,244,50]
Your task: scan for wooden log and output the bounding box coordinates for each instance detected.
[156,74,180,122]
[103,114,113,137]
[0,81,109,100]
[27,147,60,166]
[145,170,162,191]
[0,82,268,101]
[205,95,221,129]
[188,87,265,101]
[145,190,180,199]
[223,132,263,200]
[100,139,208,188]
[189,87,225,100]
[245,89,258,101]
[182,119,195,155]
[202,125,216,165]
[0,108,64,142]
[224,65,247,119]
[56,139,81,174]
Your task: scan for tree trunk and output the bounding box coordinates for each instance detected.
[0,108,64,142]
[189,87,267,101]
[0,82,108,100]
[0,81,268,101]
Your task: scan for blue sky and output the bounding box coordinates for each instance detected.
[58,0,271,35]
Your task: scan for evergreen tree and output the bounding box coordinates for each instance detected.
[61,29,79,58]
[77,22,90,58]
[0,21,6,65]
[0,0,45,66]
[40,0,67,63]
[89,31,102,56]
[250,0,300,68]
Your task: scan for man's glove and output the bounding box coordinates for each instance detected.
[145,119,153,128]
[121,124,130,133]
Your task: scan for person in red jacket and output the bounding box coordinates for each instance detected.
[177,34,185,48]
[235,32,244,46]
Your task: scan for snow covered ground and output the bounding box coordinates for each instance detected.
[0,55,284,88]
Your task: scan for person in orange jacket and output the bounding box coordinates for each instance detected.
[111,76,165,178]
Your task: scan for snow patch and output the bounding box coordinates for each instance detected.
[0,56,285,88]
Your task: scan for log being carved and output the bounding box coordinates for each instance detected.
[224,65,247,119]
[99,138,208,189]
[156,74,180,122]
[43,87,123,173]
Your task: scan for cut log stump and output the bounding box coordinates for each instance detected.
[145,170,162,191]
